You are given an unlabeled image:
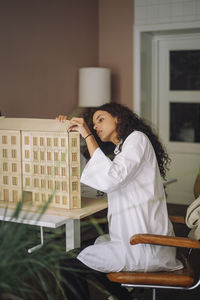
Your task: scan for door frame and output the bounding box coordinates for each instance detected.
[133,21,200,121]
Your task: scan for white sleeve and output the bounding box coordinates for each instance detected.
[80,132,148,193]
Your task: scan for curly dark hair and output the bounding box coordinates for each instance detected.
[87,102,170,179]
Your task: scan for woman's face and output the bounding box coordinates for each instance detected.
[93,110,119,144]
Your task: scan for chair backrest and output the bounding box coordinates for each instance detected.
[194,168,200,199]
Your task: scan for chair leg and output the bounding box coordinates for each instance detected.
[152,288,156,300]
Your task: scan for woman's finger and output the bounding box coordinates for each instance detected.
[56,115,67,122]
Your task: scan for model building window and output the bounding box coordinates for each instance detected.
[34,178,39,188]
[12,163,18,172]
[62,181,67,192]
[54,166,59,176]
[25,150,29,159]
[25,178,30,186]
[62,167,66,176]
[72,196,78,207]
[2,136,7,144]
[62,196,67,204]
[12,177,17,186]
[12,149,17,159]
[35,193,39,201]
[54,152,59,161]
[3,176,8,185]
[61,138,66,147]
[72,167,78,176]
[55,195,60,204]
[72,153,77,162]
[3,162,8,172]
[33,151,38,160]
[3,149,7,158]
[54,138,58,147]
[4,189,9,201]
[47,138,51,147]
[24,136,29,145]
[47,166,52,175]
[40,151,45,161]
[34,165,39,174]
[33,137,38,146]
[40,137,44,146]
[11,136,16,145]
[72,181,78,191]
[48,180,53,189]
[55,181,60,190]
[41,179,46,189]
[40,165,45,175]
[25,163,30,173]
[47,151,51,160]
[61,152,66,161]
[42,194,46,202]
[13,190,18,202]
[72,138,77,147]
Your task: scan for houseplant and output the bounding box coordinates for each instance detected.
[0,199,110,300]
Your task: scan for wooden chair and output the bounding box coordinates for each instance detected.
[107,216,200,300]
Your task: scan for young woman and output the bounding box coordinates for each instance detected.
[57,103,182,299]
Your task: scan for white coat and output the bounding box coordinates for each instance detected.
[77,131,183,273]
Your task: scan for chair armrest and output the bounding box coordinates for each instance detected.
[169,215,185,224]
[130,234,200,249]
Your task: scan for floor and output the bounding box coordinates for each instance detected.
[88,204,200,300]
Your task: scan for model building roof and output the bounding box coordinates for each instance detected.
[0,117,69,132]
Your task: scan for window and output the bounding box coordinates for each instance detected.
[12,177,17,186]
[33,137,38,146]
[3,149,7,158]
[40,137,44,146]
[72,153,77,162]
[61,138,66,147]
[25,178,30,186]
[25,164,30,173]
[3,162,8,172]
[170,103,200,143]
[34,165,39,174]
[24,150,29,159]
[3,176,8,185]
[24,136,29,145]
[47,138,51,147]
[2,136,7,144]
[72,138,77,147]
[12,149,17,159]
[170,50,200,90]
[12,163,18,172]
[72,181,78,191]
[11,136,16,145]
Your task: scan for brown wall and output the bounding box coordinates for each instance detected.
[98,0,134,109]
[0,0,98,118]
[0,0,134,118]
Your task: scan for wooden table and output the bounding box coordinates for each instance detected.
[0,196,108,253]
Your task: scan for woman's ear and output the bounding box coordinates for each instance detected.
[114,117,118,125]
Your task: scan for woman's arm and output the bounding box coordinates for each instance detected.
[56,115,99,157]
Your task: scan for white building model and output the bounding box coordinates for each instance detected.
[0,117,81,210]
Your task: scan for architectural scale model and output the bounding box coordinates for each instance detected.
[0,117,81,209]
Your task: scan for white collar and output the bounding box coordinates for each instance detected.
[114,139,123,155]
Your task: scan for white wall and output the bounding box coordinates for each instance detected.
[134,0,200,26]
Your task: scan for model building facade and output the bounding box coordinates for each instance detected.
[0,118,81,209]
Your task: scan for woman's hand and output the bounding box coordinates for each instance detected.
[56,115,67,122]
[56,115,98,157]
[56,115,91,139]
[68,117,91,139]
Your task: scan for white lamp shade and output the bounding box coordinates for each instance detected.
[78,67,111,107]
